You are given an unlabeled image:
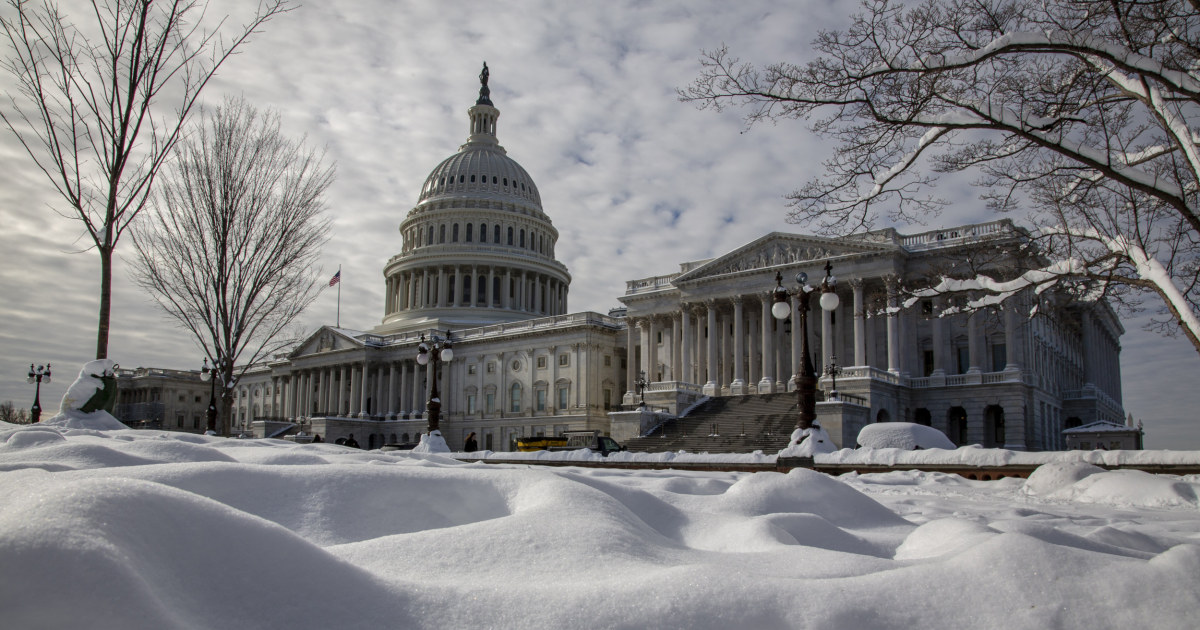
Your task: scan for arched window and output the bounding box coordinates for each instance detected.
[520,229,526,248]
[470,174,476,183]
[510,383,522,413]
[477,275,486,304]
[947,407,968,445]
[452,224,459,242]
[439,224,446,243]
[494,225,501,243]
[507,226,514,245]
[493,276,501,306]
[479,223,487,243]
[427,227,433,245]
[466,223,473,242]
[462,275,472,303]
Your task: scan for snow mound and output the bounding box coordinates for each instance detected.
[895,518,999,560]
[1022,462,1106,497]
[39,410,127,431]
[0,474,409,629]
[778,425,837,456]
[411,430,450,453]
[856,422,955,450]
[1057,469,1200,510]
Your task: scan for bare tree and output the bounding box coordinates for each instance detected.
[129,95,333,436]
[1,0,292,360]
[0,400,31,424]
[682,0,1200,355]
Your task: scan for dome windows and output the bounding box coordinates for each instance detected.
[480,223,487,243]
[470,174,476,183]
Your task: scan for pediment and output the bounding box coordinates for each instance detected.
[674,232,894,284]
[290,326,364,358]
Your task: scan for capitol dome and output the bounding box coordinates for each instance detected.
[379,64,571,333]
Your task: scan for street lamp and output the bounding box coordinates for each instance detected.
[635,370,648,408]
[26,363,51,423]
[416,330,453,433]
[772,261,840,429]
[200,357,224,434]
[817,261,841,400]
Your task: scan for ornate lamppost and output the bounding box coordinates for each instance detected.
[772,261,840,429]
[416,331,454,433]
[26,363,51,423]
[634,370,648,408]
[200,357,227,434]
[817,261,841,399]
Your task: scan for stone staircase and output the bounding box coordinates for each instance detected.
[623,393,801,454]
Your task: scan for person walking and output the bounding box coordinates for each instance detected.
[464,432,479,452]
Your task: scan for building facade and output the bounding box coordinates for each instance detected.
[113,367,221,433]
[238,68,627,450]
[230,67,1125,452]
[618,222,1126,450]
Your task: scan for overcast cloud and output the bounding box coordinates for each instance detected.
[0,0,1195,448]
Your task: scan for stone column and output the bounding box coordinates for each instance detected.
[851,279,866,367]
[886,276,900,373]
[398,361,409,417]
[349,365,360,417]
[967,304,982,374]
[704,302,719,395]
[625,318,637,400]
[359,361,370,417]
[747,306,760,388]
[387,363,397,418]
[1004,299,1019,370]
[931,297,946,376]
[731,296,746,394]
[759,293,775,393]
[672,312,682,382]
[647,316,659,381]
[680,305,693,385]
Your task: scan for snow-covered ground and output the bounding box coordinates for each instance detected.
[3,420,1199,629]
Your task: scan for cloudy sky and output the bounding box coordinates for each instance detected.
[1,0,1196,448]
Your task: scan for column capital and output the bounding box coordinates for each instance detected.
[847,277,864,290]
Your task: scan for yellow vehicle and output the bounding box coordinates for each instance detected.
[515,430,625,456]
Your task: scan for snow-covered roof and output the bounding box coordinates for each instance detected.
[1063,421,1140,434]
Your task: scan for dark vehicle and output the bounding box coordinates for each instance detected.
[515,430,625,456]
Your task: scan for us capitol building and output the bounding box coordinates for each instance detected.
[221,68,1125,452]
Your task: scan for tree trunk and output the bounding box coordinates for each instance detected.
[96,245,112,360]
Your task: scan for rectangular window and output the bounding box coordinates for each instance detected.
[559,354,569,366]
[192,415,200,429]
[537,356,547,369]
[510,391,521,413]
[486,393,495,413]
[603,388,612,411]
[557,386,569,409]
[536,389,546,412]
[487,362,496,373]
[604,355,611,367]
[467,394,476,415]
[922,350,935,377]
[956,346,970,374]
[991,343,1007,372]
[468,364,477,375]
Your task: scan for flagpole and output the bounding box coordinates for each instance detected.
[336,265,341,328]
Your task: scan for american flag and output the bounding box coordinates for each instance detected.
[328,270,341,287]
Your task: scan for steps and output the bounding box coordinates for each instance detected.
[623,393,800,454]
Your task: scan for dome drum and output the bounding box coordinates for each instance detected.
[378,67,569,335]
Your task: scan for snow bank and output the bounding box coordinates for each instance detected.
[856,422,956,450]
[1,422,1198,629]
